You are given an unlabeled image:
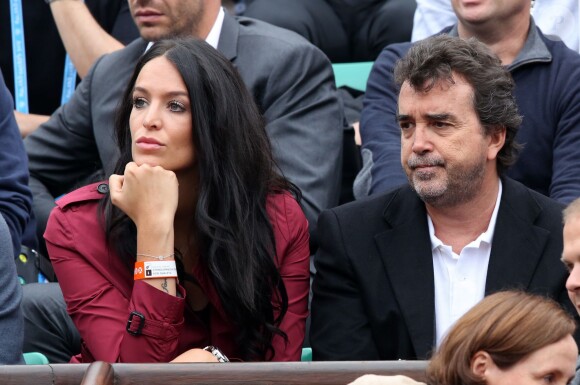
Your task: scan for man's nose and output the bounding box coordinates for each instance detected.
[566,264,580,292]
[411,125,433,154]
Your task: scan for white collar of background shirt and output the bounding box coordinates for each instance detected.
[145,7,225,52]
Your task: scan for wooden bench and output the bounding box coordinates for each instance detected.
[0,361,428,385]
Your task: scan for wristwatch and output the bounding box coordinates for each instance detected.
[203,346,229,362]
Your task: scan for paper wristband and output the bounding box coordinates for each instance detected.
[134,261,178,280]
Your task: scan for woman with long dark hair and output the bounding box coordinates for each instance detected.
[44,38,310,363]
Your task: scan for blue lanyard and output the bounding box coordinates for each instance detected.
[9,0,28,113]
[9,0,78,112]
[61,54,77,105]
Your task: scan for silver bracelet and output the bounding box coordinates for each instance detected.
[203,346,229,362]
[136,253,175,260]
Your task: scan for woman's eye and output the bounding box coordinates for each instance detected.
[132,97,147,109]
[168,101,185,112]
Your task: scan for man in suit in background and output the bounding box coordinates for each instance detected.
[311,35,574,360]
[23,0,342,362]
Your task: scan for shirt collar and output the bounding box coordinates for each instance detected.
[428,179,503,251]
[205,7,225,49]
[145,7,225,52]
[446,17,551,70]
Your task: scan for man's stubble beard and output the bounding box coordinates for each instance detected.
[407,155,487,208]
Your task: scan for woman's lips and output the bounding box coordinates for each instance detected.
[136,137,164,150]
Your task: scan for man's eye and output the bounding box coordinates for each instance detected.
[543,373,554,384]
[433,121,448,128]
[399,122,413,130]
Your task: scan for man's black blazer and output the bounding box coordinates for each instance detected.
[311,177,573,360]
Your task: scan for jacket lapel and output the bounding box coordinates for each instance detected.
[375,187,436,359]
[485,178,549,294]
[216,13,239,62]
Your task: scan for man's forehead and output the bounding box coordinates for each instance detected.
[397,76,475,115]
[564,214,580,232]
[400,70,471,93]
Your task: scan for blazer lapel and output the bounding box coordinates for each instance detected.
[216,13,239,62]
[375,188,436,359]
[485,179,549,294]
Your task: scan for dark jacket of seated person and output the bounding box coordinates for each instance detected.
[311,34,577,361]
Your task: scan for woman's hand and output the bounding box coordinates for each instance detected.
[109,162,178,231]
[171,348,219,363]
[110,162,178,294]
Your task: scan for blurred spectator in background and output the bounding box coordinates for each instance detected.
[238,0,416,62]
[0,69,28,364]
[1,0,138,136]
[0,69,32,259]
[412,0,579,52]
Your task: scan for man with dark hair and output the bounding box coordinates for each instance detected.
[356,0,580,204]
[311,35,574,361]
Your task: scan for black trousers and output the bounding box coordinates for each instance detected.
[22,283,80,363]
[243,0,417,62]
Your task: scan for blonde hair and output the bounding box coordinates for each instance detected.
[426,291,575,385]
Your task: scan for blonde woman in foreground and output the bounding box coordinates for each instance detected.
[350,291,577,385]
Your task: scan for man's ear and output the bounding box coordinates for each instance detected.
[471,350,493,380]
[486,125,506,161]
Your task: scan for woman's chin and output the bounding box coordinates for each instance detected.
[133,159,162,168]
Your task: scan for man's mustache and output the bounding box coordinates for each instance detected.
[407,155,444,169]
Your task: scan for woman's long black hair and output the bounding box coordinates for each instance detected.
[102,38,300,360]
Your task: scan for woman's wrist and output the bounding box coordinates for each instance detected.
[136,217,174,235]
[136,225,174,262]
[137,252,175,261]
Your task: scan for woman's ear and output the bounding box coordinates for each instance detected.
[471,350,493,380]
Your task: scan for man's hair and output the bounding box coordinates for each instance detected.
[394,34,523,173]
[564,198,580,224]
[426,291,576,385]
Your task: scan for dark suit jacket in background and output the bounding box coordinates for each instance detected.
[310,177,574,360]
[25,14,343,251]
